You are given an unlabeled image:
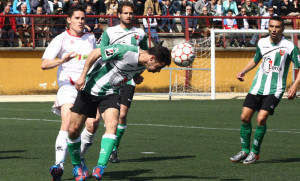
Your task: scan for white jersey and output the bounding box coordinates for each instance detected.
[42,30,96,87]
[250,36,300,99]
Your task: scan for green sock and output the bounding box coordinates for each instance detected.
[251,124,267,154]
[97,135,116,166]
[113,124,126,151]
[240,122,252,154]
[67,139,81,166]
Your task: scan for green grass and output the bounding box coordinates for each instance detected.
[0,99,299,181]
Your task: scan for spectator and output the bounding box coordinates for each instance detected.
[159,0,176,33]
[94,0,106,15]
[212,0,223,29]
[223,0,238,15]
[134,0,145,15]
[236,7,249,47]
[0,6,16,47]
[267,0,285,15]
[105,0,118,15]
[195,0,211,14]
[286,0,300,17]
[261,7,277,30]
[16,4,32,47]
[6,0,14,13]
[48,0,63,12]
[223,9,238,47]
[13,0,30,14]
[93,21,103,40]
[62,0,72,14]
[50,7,66,38]
[144,0,161,16]
[257,0,266,16]
[0,0,4,13]
[241,0,259,16]
[198,6,213,40]
[107,8,119,26]
[180,5,197,35]
[84,5,99,33]
[178,0,193,15]
[143,6,162,45]
[210,0,217,12]
[34,6,50,46]
[31,0,51,14]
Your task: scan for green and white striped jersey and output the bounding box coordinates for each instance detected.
[83,44,146,96]
[98,25,148,86]
[250,36,300,99]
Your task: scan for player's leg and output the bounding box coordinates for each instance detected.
[243,95,280,164]
[231,94,257,162]
[81,115,100,158]
[110,85,135,163]
[92,94,120,180]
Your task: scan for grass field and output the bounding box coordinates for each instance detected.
[0,99,299,181]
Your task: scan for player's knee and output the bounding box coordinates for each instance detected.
[119,111,127,123]
[86,119,100,133]
[241,113,251,123]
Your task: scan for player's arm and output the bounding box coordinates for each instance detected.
[236,58,259,81]
[76,48,102,90]
[287,68,300,100]
[41,51,75,70]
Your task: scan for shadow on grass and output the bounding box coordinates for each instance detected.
[123,155,196,162]
[0,150,26,159]
[259,157,300,164]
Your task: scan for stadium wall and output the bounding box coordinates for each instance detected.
[0,50,294,95]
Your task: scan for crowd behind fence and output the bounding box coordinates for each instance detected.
[1,0,300,48]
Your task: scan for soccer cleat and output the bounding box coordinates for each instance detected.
[49,164,63,180]
[81,158,89,178]
[243,152,260,164]
[72,165,86,181]
[109,150,120,163]
[92,165,106,180]
[230,151,248,162]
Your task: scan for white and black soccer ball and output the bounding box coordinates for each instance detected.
[171,43,195,67]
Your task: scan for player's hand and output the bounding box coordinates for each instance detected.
[236,71,245,81]
[287,85,297,100]
[75,76,86,91]
[134,75,144,84]
[61,51,76,63]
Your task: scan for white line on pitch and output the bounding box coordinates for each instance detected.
[0,117,299,134]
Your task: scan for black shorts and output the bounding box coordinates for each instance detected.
[120,84,135,108]
[71,91,120,118]
[243,93,280,115]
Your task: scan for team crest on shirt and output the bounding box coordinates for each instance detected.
[279,50,285,56]
[70,40,74,44]
[105,47,119,57]
[134,34,139,40]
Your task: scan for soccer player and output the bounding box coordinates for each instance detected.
[231,16,300,164]
[41,4,98,180]
[67,44,171,180]
[99,1,148,163]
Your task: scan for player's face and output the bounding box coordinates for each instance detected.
[68,10,86,36]
[119,6,134,27]
[268,20,284,41]
[146,58,166,73]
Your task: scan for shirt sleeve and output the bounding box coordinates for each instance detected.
[99,30,110,47]
[101,44,138,62]
[253,45,262,63]
[42,35,62,60]
[290,45,300,68]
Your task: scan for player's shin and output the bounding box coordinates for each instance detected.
[67,136,82,166]
[240,122,252,154]
[97,134,117,166]
[251,124,267,154]
[55,131,69,168]
[113,124,126,151]
[80,127,95,158]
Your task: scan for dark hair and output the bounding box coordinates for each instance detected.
[227,10,233,13]
[117,1,136,14]
[269,16,284,28]
[68,4,86,18]
[148,46,171,66]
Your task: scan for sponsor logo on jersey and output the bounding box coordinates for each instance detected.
[74,54,88,60]
[279,50,285,56]
[105,48,114,57]
[271,66,282,72]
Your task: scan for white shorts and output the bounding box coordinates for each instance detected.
[52,85,78,116]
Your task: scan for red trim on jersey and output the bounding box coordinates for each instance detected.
[66,29,89,38]
[68,76,75,85]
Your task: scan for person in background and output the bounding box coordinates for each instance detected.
[13,0,31,14]
[34,6,50,46]
[31,0,51,14]
[198,6,213,40]
[16,3,32,47]
[195,0,211,14]
[50,7,66,38]
[159,0,176,33]
[0,5,16,47]
[223,0,238,15]
[223,9,238,47]
[143,6,163,45]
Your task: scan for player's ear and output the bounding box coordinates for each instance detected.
[67,17,71,24]
[150,55,156,62]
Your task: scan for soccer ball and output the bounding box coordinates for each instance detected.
[171,43,195,67]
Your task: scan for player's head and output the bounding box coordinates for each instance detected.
[268,16,284,41]
[118,1,136,27]
[146,46,171,73]
[67,4,86,36]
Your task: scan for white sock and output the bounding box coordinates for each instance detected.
[55,131,68,169]
[80,127,95,158]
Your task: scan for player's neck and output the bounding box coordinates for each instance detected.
[120,23,133,29]
[269,35,282,45]
[68,29,83,37]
